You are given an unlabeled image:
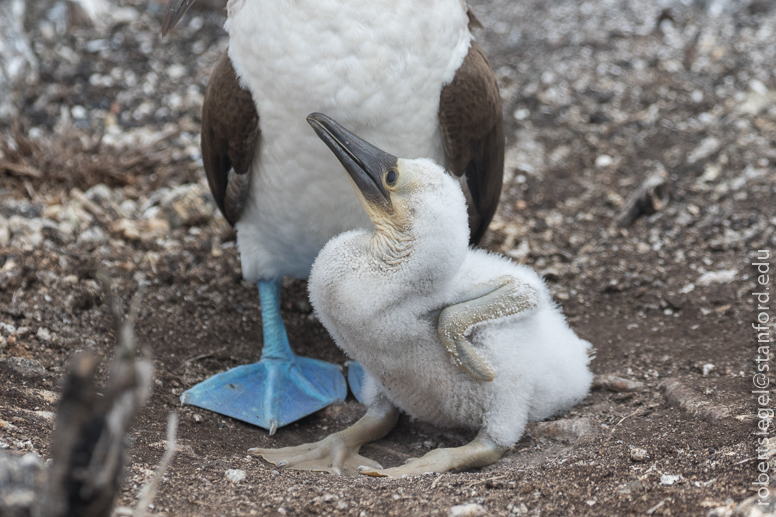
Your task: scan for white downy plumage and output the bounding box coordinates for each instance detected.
[225,0,472,281]
[309,158,593,449]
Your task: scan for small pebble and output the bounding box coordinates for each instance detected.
[513,108,530,120]
[225,469,246,483]
[449,503,487,517]
[630,448,649,462]
[697,269,737,286]
[110,218,141,241]
[595,154,613,167]
[76,226,108,248]
[592,374,644,393]
[660,474,681,486]
[161,183,215,227]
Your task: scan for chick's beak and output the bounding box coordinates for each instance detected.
[161,0,198,37]
[307,112,397,210]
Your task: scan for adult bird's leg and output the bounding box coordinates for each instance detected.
[180,279,347,434]
[438,276,539,381]
[360,428,506,478]
[250,395,399,476]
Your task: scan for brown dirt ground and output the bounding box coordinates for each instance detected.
[2,0,775,515]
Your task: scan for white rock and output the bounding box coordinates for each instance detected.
[595,154,614,167]
[76,226,108,248]
[225,469,246,483]
[513,108,530,120]
[7,215,29,234]
[449,504,487,517]
[702,364,715,376]
[166,64,187,80]
[8,217,63,249]
[84,183,114,208]
[697,269,737,285]
[630,448,649,461]
[660,474,681,486]
[117,199,137,218]
[686,137,720,164]
[61,202,92,228]
[36,328,52,341]
[71,105,87,119]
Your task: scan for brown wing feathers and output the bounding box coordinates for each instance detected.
[201,43,502,238]
[201,51,260,225]
[438,41,504,245]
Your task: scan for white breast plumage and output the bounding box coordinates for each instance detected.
[225,0,472,280]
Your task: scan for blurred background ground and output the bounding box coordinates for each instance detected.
[0,0,775,515]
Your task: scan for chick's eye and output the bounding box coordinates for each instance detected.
[385,169,398,186]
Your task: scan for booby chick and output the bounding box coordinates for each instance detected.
[160,0,504,433]
[250,113,593,477]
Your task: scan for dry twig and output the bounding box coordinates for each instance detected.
[0,272,162,517]
[614,171,669,227]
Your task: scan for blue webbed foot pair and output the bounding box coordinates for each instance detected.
[181,279,364,434]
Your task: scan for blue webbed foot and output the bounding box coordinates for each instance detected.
[180,279,346,434]
[181,357,346,434]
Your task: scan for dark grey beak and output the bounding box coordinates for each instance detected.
[307,113,397,208]
[161,0,197,37]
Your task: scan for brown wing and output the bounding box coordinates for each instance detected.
[201,51,260,225]
[438,41,504,245]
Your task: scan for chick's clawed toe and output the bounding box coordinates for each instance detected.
[248,436,382,476]
[358,449,453,478]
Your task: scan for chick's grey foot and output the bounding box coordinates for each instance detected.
[249,396,400,476]
[249,434,382,476]
[360,431,505,478]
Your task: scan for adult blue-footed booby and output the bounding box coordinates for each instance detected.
[161,0,504,435]
[250,113,592,476]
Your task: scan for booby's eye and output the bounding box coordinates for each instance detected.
[385,169,398,186]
